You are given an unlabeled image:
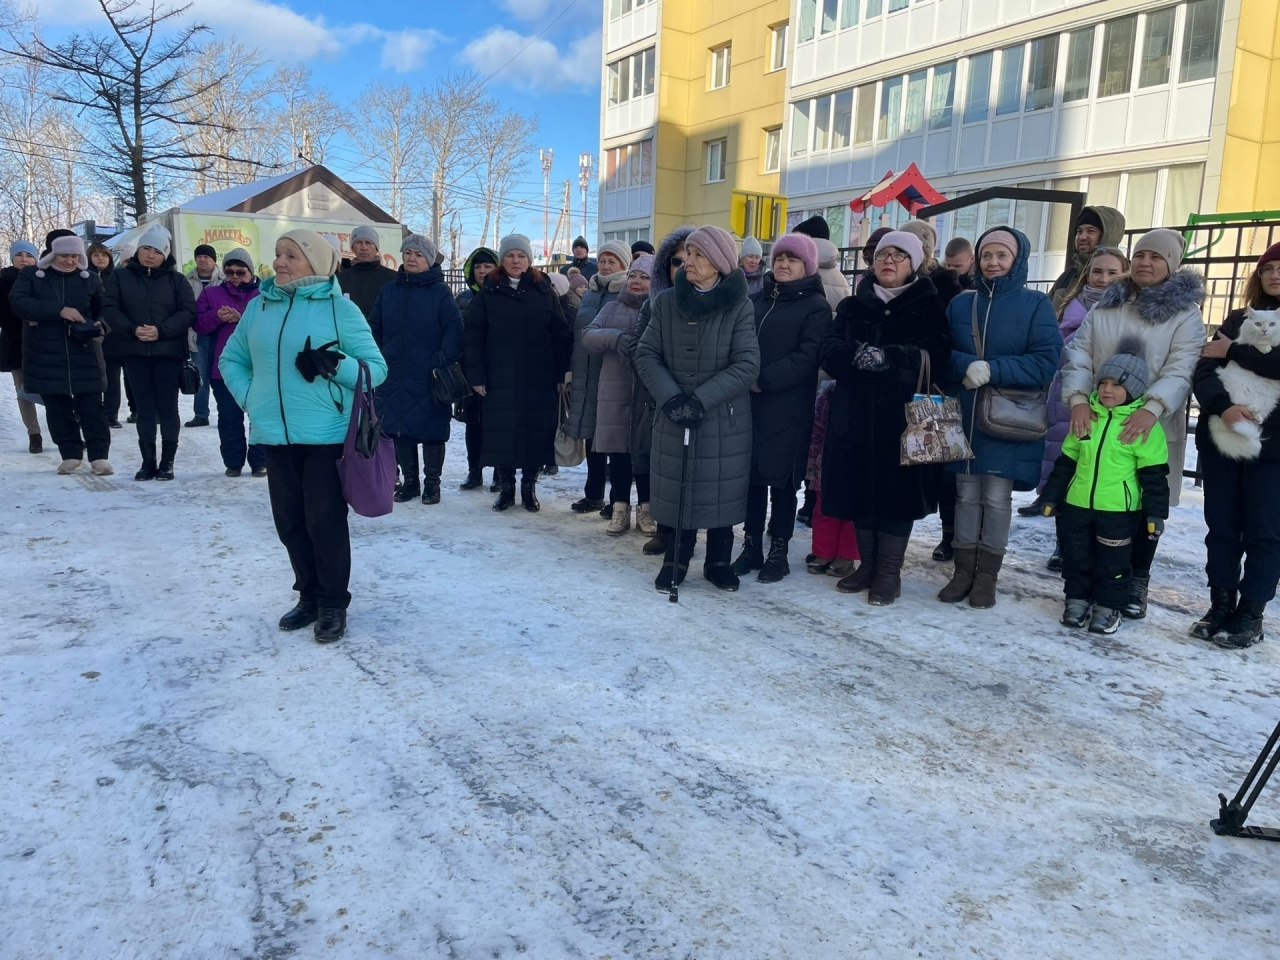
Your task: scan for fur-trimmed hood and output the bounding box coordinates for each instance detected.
[1096,268,1205,325]
[671,267,749,318]
[651,225,697,302]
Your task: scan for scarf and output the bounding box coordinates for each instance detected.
[1077,283,1106,309]
[874,278,915,303]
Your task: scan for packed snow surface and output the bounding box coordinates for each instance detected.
[2,378,1278,959]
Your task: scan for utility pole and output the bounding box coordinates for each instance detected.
[578,152,592,241]
[540,148,554,260]
[431,173,443,243]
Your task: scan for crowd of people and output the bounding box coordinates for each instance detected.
[3,213,1277,652]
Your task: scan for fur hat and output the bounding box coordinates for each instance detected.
[793,215,830,241]
[875,231,925,273]
[629,253,655,278]
[401,233,439,264]
[498,234,534,263]
[572,235,589,252]
[770,233,818,277]
[36,234,90,276]
[978,228,1019,260]
[1133,228,1187,274]
[194,243,217,260]
[598,239,633,272]
[9,240,37,262]
[135,222,172,258]
[631,240,655,257]
[548,272,570,297]
[1097,351,1149,400]
[685,225,739,277]
[900,220,937,261]
[222,247,254,272]
[739,236,763,259]
[1258,242,1280,270]
[812,238,840,270]
[279,228,341,277]
[351,225,380,251]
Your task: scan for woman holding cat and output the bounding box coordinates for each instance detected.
[1059,228,1206,620]
[1191,242,1280,648]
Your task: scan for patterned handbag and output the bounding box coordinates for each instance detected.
[900,350,973,466]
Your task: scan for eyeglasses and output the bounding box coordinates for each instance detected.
[874,251,909,264]
[1259,264,1280,278]
[669,256,685,268]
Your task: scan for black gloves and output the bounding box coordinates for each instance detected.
[1146,517,1164,540]
[295,336,344,383]
[662,394,705,427]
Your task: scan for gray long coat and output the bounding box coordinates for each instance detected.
[565,271,625,440]
[634,269,760,530]
[582,288,644,453]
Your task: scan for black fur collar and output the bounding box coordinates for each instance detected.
[672,268,749,318]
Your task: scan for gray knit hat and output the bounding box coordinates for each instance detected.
[401,233,438,264]
[498,234,534,263]
[685,225,739,277]
[739,236,763,259]
[1132,228,1186,274]
[351,225,380,250]
[1097,352,1149,400]
[223,246,254,272]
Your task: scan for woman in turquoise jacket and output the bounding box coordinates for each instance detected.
[219,229,387,643]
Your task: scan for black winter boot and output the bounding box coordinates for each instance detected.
[703,531,740,591]
[643,526,669,556]
[394,481,421,503]
[1191,587,1238,640]
[135,437,157,481]
[460,468,484,491]
[731,534,764,576]
[655,534,695,592]
[1213,596,1266,649]
[156,442,176,481]
[492,470,516,511]
[1122,571,1150,619]
[868,533,909,605]
[837,528,879,593]
[313,608,346,643]
[520,476,540,512]
[279,600,318,631]
[757,537,791,583]
[421,444,445,505]
[796,488,816,528]
[931,528,954,562]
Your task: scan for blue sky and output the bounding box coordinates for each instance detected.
[41,0,603,248]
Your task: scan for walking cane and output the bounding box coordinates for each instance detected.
[668,426,691,604]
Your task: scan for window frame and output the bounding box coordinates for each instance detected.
[769,23,789,73]
[705,138,727,183]
[1138,6,1176,89]
[963,51,993,125]
[1179,0,1224,83]
[763,127,782,174]
[1098,15,1138,99]
[710,43,732,90]
[1062,27,1094,103]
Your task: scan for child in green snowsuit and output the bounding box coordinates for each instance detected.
[1042,351,1170,634]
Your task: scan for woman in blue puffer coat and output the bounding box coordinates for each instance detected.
[937,226,1062,609]
[219,229,387,644]
[369,234,463,506]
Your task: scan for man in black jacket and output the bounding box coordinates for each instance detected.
[336,225,397,318]
[560,237,597,282]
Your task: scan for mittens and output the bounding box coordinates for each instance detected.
[662,394,705,427]
[1146,517,1164,540]
[852,343,889,371]
[962,360,991,390]
[295,336,345,383]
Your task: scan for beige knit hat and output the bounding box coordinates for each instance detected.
[278,229,341,277]
[1132,228,1187,274]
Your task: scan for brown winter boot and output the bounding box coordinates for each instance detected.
[937,546,978,603]
[968,548,1005,609]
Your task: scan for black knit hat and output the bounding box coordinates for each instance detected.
[572,235,589,252]
[631,240,655,257]
[1076,208,1104,231]
[194,243,217,259]
[794,216,830,241]
[471,249,498,266]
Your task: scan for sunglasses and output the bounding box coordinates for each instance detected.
[224,268,251,278]
[669,256,685,268]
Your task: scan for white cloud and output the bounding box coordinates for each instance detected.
[378,28,443,73]
[497,0,561,21]
[460,27,601,93]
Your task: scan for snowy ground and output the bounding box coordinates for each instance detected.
[2,375,1280,960]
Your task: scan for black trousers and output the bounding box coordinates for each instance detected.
[853,517,915,538]
[663,526,733,564]
[44,392,111,461]
[104,358,134,421]
[1202,447,1280,604]
[584,440,612,501]
[938,471,956,531]
[211,379,266,470]
[265,444,351,609]
[606,450,650,503]
[124,357,181,456]
[745,482,800,540]
[1057,505,1138,609]
[464,399,484,473]
[394,438,445,483]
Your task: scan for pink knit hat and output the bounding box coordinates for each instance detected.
[685,225,739,277]
[977,228,1020,260]
[629,253,655,278]
[770,233,818,277]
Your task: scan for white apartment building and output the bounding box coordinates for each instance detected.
[782,0,1234,278]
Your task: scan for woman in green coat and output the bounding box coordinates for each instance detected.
[219,229,387,643]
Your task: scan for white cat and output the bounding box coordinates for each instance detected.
[1207,308,1280,460]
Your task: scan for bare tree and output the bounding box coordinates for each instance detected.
[422,72,488,239]
[179,39,277,193]
[354,82,429,224]
[472,104,537,250]
[3,0,245,219]
[268,64,345,170]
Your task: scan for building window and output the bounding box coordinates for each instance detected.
[840,0,859,28]
[1139,7,1175,88]
[1098,16,1137,98]
[820,0,838,34]
[1063,28,1094,102]
[929,62,955,130]
[878,76,903,140]
[996,44,1024,116]
[764,128,781,173]
[964,51,992,123]
[770,23,788,72]
[1025,36,1057,111]
[854,84,875,144]
[604,139,654,191]
[889,0,908,11]
[1180,0,1223,83]
[790,101,811,157]
[832,88,853,149]
[814,94,832,151]
[607,48,655,105]
[710,44,731,90]
[705,139,727,183]
[608,0,651,18]
[798,0,816,42]
[866,0,884,15]
[903,69,927,135]
[604,227,651,245]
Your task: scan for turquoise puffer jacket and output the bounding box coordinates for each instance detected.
[218,275,387,446]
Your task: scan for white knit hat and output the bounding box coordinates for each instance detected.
[134,222,172,258]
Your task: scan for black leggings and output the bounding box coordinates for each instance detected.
[745,482,800,540]
[606,450,650,503]
[124,357,182,455]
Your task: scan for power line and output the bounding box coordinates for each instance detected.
[481,0,580,84]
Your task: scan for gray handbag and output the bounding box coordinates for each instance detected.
[969,293,1049,442]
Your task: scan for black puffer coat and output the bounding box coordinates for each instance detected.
[819,276,951,522]
[747,272,829,487]
[463,269,572,468]
[370,264,464,443]
[337,260,399,318]
[634,269,760,529]
[0,265,23,372]
[10,264,106,395]
[102,256,196,361]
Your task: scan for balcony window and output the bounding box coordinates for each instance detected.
[1180,0,1223,83]
[820,0,838,34]
[710,44,731,90]
[1063,28,1093,102]
[964,52,992,124]
[790,101,811,157]
[1098,16,1137,97]
[903,70,927,135]
[770,23,788,72]
[996,44,1024,116]
[608,0,651,16]
[854,84,875,144]
[814,94,833,151]
[832,89,853,149]
[840,0,859,28]
[607,48,655,105]
[878,76,903,140]
[1025,36,1057,111]
[866,0,884,17]
[764,128,781,173]
[1139,7,1175,88]
[929,62,955,130]
[706,139,726,183]
[798,0,816,43]
[889,0,908,11]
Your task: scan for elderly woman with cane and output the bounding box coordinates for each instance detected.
[634,225,760,594]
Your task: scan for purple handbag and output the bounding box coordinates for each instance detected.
[336,359,396,518]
